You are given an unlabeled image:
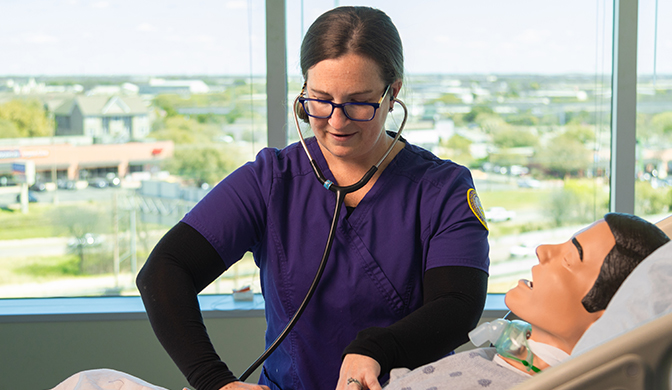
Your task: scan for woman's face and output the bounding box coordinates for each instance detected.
[305,53,401,165]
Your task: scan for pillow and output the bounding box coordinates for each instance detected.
[572,240,672,356]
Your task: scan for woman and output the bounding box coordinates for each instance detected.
[137,6,489,390]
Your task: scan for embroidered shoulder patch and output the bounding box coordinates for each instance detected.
[467,188,488,230]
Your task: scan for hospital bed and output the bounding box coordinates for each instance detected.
[509,311,672,390]
[510,214,672,390]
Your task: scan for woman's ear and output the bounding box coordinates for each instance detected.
[391,79,403,100]
[297,103,309,123]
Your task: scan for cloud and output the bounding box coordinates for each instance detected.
[24,33,59,44]
[226,1,247,10]
[137,23,158,32]
[91,1,109,8]
[515,29,551,44]
[167,34,217,44]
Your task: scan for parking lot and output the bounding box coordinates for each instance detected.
[0,183,127,208]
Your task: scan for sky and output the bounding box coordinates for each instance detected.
[0,0,670,76]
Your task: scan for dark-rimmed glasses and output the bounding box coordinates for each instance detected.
[299,84,391,122]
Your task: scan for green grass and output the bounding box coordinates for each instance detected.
[0,254,82,285]
[0,204,63,240]
[14,254,81,277]
[478,188,554,211]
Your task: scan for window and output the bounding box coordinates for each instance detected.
[0,0,266,298]
[0,0,656,300]
[288,0,615,293]
[635,0,672,217]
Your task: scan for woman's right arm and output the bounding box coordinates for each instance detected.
[137,222,268,390]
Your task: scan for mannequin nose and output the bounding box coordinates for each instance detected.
[536,244,553,264]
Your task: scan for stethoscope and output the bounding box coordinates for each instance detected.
[239,86,409,381]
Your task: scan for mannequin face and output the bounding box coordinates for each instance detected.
[305,53,402,166]
[505,220,615,350]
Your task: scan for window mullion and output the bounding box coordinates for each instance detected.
[610,0,638,213]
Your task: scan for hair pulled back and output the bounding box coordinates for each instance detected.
[300,6,404,85]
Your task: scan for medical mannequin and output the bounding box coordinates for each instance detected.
[384,213,669,390]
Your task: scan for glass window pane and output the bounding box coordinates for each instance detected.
[288,0,613,293]
[635,0,672,221]
[0,1,266,298]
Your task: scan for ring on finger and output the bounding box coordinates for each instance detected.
[347,377,363,389]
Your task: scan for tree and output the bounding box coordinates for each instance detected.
[476,113,508,134]
[636,181,671,216]
[536,131,591,177]
[153,94,180,117]
[0,118,21,138]
[148,116,221,145]
[504,112,539,126]
[547,179,608,227]
[0,99,53,138]
[440,134,473,166]
[463,105,494,123]
[491,128,539,148]
[430,93,462,105]
[50,205,109,273]
[564,124,595,144]
[651,112,672,139]
[163,144,244,186]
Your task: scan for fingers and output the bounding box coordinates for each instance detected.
[337,354,383,390]
[219,381,271,390]
[341,375,382,390]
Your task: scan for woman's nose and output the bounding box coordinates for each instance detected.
[328,106,350,129]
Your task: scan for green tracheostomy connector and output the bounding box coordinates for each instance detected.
[469,318,541,374]
[494,320,540,373]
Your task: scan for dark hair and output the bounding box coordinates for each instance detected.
[297,6,404,121]
[582,213,670,312]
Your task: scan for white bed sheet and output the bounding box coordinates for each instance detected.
[50,369,170,390]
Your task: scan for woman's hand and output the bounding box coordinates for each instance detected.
[335,354,382,390]
[219,381,270,390]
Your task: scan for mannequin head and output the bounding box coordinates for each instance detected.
[505,213,669,354]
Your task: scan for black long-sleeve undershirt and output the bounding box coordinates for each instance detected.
[137,222,488,390]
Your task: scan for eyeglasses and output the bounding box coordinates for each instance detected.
[299,84,391,122]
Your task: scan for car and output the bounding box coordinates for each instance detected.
[108,177,121,187]
[57,179,78,190]
[29,182,47,192]
[67,233,105,251]
[16,191,38,203]
[88,177,108,188]
[509,242,538,258]
[517,178,541,188]
[485,207,516,222]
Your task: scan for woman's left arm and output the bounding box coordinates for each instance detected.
[339,265,487,384]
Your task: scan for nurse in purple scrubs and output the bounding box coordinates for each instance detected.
[137,6,489,390]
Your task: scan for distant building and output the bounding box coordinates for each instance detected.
[138,78,210,95]
[0,140,174,182]
[53,95,151,143]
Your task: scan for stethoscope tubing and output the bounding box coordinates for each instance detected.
[239,92,408,382]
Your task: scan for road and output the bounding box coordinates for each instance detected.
[0,236,70,257]
[0,186,125,208]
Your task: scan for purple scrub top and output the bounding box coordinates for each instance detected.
[182,136,489,390]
